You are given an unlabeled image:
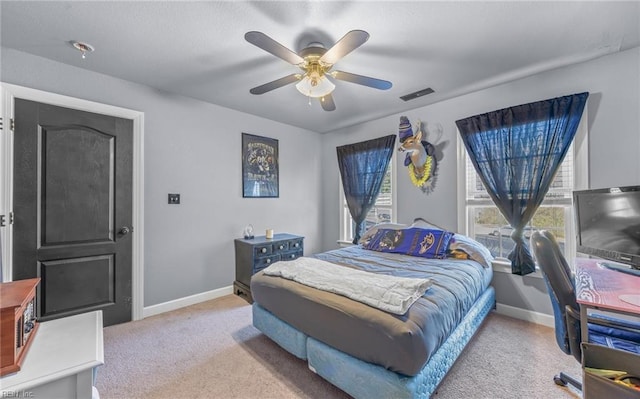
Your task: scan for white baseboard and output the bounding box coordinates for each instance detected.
[141,287,555,329]
[143,285,234,319]
[495,303,555,328]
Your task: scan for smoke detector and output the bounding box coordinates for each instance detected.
[71,41,94,59]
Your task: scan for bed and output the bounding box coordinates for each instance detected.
[250,220,495,398]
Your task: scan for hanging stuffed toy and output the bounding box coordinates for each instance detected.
[398,116,438,193]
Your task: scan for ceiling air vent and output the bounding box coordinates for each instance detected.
[400,87,434,102]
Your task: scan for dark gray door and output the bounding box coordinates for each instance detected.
[13,99,133,326]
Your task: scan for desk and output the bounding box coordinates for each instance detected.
[0,310,104,398]
[575,257,640,343]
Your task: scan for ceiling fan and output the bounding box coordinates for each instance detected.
[245,30,392,111]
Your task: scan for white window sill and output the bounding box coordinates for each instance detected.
[337,240,355,248]
[492,258,543,279]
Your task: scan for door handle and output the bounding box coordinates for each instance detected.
[119,226,132,235]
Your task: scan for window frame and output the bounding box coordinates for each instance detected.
[456,110,589,269]
[339,150,397,244]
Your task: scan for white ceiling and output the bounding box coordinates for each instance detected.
[1,1,639,133]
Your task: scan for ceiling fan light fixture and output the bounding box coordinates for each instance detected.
[246,29,390,111]
[295,74,335,98]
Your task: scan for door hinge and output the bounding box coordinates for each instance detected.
[1,213,15,227]
[11,118,15,131]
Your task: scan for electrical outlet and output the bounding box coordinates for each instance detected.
[168,193,180,204]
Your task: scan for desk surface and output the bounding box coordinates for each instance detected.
[575,257,640,314]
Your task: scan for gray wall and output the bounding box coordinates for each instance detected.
[1,47,324,307]
[3,45,639,317]
[320,47,640,316]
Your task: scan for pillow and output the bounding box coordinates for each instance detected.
[359,219,443,245]
[448,248,472,260]
[410,217,446,231]
[364,227,454,259]
[358,222,407,245]
[448,234,494,268]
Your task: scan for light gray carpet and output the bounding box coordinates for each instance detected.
[95,295,581,399]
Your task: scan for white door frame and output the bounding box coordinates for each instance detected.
[0,82,145,321]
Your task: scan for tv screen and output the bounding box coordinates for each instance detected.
[573,185,640,269]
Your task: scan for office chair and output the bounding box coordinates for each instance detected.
[530,230,640,392]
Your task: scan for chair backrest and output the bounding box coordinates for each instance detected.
[531,230,581,361]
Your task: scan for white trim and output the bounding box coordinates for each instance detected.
[131,111,145,321]
[390,148,397,226]
[456,132,467,234]
[0,82,145,321]
[143,286,234,318]
[564,108,589,267]
[492,259,543,279]
[1,86,16,281]
[495,303,555,328]
[573,108,589,191]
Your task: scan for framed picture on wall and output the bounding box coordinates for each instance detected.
[242,133,279,198]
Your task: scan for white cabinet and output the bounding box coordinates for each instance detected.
[0,311,104,398]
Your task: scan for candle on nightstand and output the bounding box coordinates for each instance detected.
[266,229,274,239]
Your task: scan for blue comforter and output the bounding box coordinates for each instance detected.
[251,245,493,375]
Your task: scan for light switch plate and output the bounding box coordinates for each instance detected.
[168,193,180,204]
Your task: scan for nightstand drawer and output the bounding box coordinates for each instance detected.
[287,239,303,251]
[254,244,273,256]
[273,242,289,252]
[281,249,303,261]
[254,254,281,272]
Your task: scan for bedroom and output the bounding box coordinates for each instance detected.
[0,1,639,398]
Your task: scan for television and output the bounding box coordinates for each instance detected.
[573,185,640,269]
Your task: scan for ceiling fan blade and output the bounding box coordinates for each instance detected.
[320,94,336,111]
[249,74,300,95]
[245,31,304,65]
[319,30,370,65]
[332,71,392,90]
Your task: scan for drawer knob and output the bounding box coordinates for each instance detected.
[261,248,267,253]
[294,243,299,247]
[266,258,271,264]
[290,254,295,259]
[279,245,284,250]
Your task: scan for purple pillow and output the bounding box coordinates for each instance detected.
[365,227,454,259]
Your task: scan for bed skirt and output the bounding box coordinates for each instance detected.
[252,286,495,398]
[253,302,308,359]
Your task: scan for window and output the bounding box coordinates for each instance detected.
[458,112,588,265]
[340,153,395,243]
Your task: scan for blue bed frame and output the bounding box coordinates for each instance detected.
[253,286,495,398]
